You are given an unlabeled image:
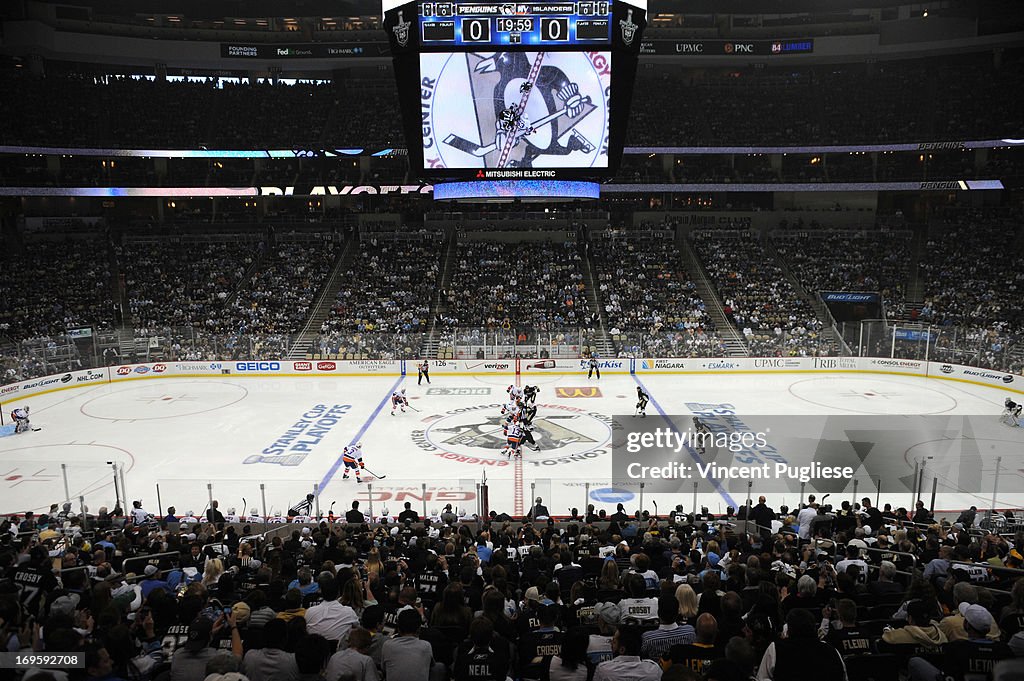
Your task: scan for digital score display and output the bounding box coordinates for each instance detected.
[419,1,612,46]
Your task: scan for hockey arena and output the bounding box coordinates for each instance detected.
[3,358,1021,521]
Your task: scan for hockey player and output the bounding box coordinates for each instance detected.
[342,442,366,482]
[692,416,712,454]
[10,406,31,433]
[507,384,524,402]
[418,360,431,385]
[1003,398,1022,427]
[245,508,263,524]
[587,355,601,380]
[503,421,524,458]
[520,421,540,452]
[634,387,649,418]
[501,396,522,419]
[502,410,518,437]
[391,388,409,415]
[224,507,240,524]
[523,385,539,405]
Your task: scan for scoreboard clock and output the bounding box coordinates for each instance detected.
[383,0,647,181]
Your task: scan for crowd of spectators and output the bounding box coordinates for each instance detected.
[317,235,441,359]
[120,241,259,333]
[440,241,596,336]
[2,53,1022,151]
[771,230,911,320]
[0,239,115,340]
[690,231,831,357]
[4,492,1024,681]
[914,209,1024,372]
[0,72,396,150]
[628,53,1024,147]
[591,234,723,358]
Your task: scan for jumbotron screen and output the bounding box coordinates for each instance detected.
[420,50,611,170]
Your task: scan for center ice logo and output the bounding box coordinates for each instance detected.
[414,403,613,464]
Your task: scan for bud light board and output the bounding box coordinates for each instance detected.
[383,0,646,181]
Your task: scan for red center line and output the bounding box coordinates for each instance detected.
[497,52,546,169]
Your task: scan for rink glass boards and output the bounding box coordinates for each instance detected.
[383,0,647,181]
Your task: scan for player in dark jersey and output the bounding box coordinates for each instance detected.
[1004,397,1022,426]
[523,385,539,405]
[634,387,649,417]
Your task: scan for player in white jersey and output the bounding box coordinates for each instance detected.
[10,406,31,433]
[507,385,524,401]
[501,398,522,419]
[224,508,240,524]
[502,421,524,458]
[342,442,366,482]
[246,508,263,524]
[391,388,408,415]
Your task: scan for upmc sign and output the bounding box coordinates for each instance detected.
[641,39,814,56]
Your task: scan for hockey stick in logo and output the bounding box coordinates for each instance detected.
[495,52,546,168]
[444,95,593,157]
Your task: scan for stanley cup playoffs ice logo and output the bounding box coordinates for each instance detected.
[421,51,611,170]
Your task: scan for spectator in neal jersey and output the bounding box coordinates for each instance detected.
[454,617,510,681]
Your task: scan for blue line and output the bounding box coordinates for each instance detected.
[318,375,405,494]
[630,374,739,510]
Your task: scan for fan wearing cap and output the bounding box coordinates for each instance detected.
[169,612,242,681]
[588,602,620,666]
[908,603,1012,681]
[140,564,171,599]
[940,583,1004,642]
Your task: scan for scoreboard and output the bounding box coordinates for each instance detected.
[383,0,646,181]
[419,2,613,46]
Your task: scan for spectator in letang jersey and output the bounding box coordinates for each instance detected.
[665,613,722,675]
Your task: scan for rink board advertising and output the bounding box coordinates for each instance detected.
[383,0,647,180]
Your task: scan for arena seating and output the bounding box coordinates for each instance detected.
[771,229,912,320]
[2,53,1022,149]
[591,233,724,358]
[442,240,596,344]
[317,234,441,359]
[3,493,1022,681]
[690,230,832,357]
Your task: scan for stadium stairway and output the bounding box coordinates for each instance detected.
[679,233,753,358]
[580,238,616,358]
[677,235,748,357]
[286,237,355,360]
[902,222,929,316]
[420,228,458,359]
[765,239,850,355]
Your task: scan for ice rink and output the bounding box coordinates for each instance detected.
[2,366,1023,521]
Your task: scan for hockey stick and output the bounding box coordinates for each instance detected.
[363,466,387,480]
[406,404,421,413]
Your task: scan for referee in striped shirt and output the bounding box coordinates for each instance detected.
[640,595,696,661]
